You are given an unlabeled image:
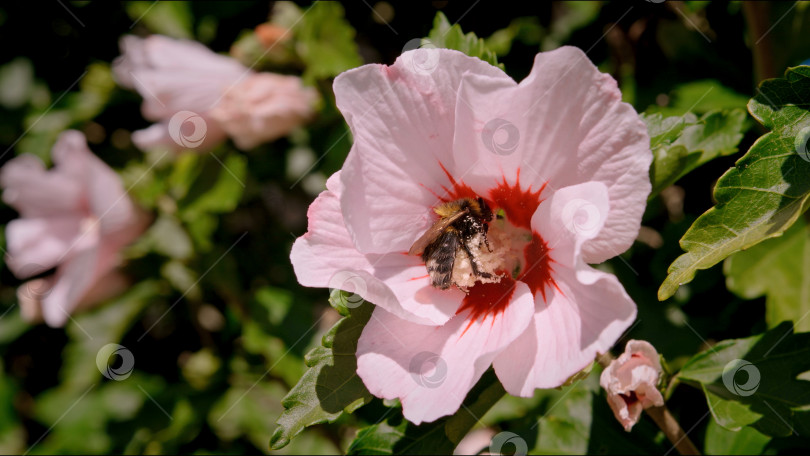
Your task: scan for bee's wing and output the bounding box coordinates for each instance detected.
[408,210,467,256]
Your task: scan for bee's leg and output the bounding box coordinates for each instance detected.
[482,225,493,253]
[460,238,492,279]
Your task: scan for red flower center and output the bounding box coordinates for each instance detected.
[430,164,558,324]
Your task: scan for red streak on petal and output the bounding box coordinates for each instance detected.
[409,274,430,281]
[519,233,557,301]
[457,278,517,331]
[437,161,478,202]
[488,169,546,230]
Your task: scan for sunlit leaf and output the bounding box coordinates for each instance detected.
[724,218,810,331]
[647,79,750,117]
[704,409,770,455]
[426,12,500,68]
[295,1,363,83]
[269,302,373,450]
[659,66,810,300]
[125,1,193,39]
[643,109,747,197]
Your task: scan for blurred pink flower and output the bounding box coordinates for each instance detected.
[453,428,496,455]
[1,131,149,327]
[291,47,652,424]
[600,340,665,431]
[209,73,318,150]
[113,35,316,152]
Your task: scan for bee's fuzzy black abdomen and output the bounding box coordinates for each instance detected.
[422,230,459,289]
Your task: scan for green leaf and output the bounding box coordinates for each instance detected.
[724,218,810,331]
[125,1,192,39]
[269,303,373,450]
[704,416,771,455]
[33,372,166,454]
[644,109,748,197]
[659,67,810,300]
[15,62,116,161]
[677,322,810,436]
[210,371,338,454]
[179,152,246,216]
[135,214,194,260]
[295,1,363,83]
[541,1,601,52]
[61,281,160,390]
[532,380,593,455]
[426,12,500,68]
[647,79,750,117]
[0,57,34,110]
[346,369,506,455]
[0,360,24,454]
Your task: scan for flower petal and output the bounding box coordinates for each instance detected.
[334,49,513,254]
[0,154,83,218]
[4,216,86,278]
[494,262,636,395]
[113,35,247,119]
[495,182,633,394]
[530,181,610,268]
[208,73,317,149]
[130,120,228,153]
[452,46,651,263]
[291,172,461,326]
[40,243,101,327]
[50,131,136,236]
[356,280,535,424]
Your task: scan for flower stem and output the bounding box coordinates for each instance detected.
[646,405,701,455]
[742,1,778,83]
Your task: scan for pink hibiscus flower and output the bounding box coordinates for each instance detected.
[113,35,317,152]
[291,47,651,424]
[600,340,665,431]
[1,131,149,327]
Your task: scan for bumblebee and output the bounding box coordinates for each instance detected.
[409,197,494,290]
